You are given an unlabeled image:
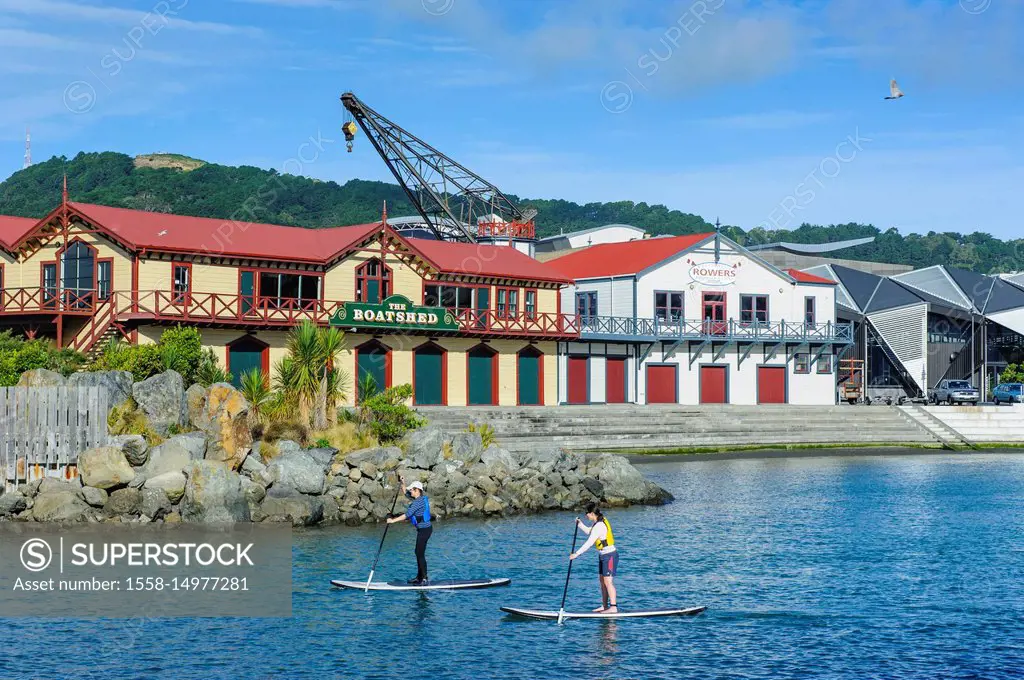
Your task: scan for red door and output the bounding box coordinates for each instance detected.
[567,356,589,404]
[646,364,677,404]
[700,365,727,403]
[606,357,626,403]
[702,292,727,335]
[757,366,787,404]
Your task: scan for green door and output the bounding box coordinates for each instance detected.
[414,345,444,405]
[228,337,264,388]
[468,347,495,405]
[357,343,387,399]
[475,286,489,329]
[366,279,380,304]
[240,270,255,315]
[518,349,541,405]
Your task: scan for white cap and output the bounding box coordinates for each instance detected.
[407,481,424,491]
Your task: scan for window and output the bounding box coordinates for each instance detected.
[97,260,112,301]
[655,291,684,322]
[0,264,4,309]
[62,241,95,306]
[525,290,537,319]
[817,353,833,374]
[258,272,321,309]
[355,259,391,303]
[424,284,474,312]
[794,353,810,374]
[576,291,598,318]
[496,287,519,319]
[172,264,191,304]
[740,295,769,325]
[805,297,816,326]
[42,263,57,304]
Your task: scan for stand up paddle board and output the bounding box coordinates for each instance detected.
[500,605,706,620]
[331,578,511,591]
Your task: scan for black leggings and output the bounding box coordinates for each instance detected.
[415,526,432,580]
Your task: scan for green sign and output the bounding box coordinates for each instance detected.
[330,294,459,331]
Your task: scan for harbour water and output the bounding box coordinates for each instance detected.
[4,453,1023,679]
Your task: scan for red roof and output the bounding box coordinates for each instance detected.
[0,215,38,250]
[67,202,381,264]
[407,238,571,283]
[547,233,714,279]
[787,268,837,285]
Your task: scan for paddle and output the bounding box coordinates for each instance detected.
[557,518,580,625]
[365,475,404,592]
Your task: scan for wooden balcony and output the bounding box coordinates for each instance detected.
[579,316,855,344]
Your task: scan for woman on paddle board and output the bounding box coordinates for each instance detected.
[569,503,618,613]
[386,476,432,585]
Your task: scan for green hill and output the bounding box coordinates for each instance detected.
[1,151,1019,273]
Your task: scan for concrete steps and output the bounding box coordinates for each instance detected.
[920,405,1024,442]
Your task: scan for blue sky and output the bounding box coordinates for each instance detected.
[1,0,1022,237]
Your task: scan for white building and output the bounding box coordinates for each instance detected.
[534,224,647,258]
[548,231,850,405]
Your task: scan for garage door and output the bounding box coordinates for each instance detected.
[700,365,727,404]
[567,356,589,404]
[646,364,677,404]
[757,366,787,404]
[606,357,626,403]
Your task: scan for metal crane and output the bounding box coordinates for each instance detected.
[340,92,536,243]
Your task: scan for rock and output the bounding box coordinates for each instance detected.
[266,452,326,495]
[37,478,81,497]
[139,488,172,520]
[587,455,672,504]
[144,471,187,504]
[68,371,133,412]
[0,491,27,516]
[446,471,471,495]
[78,446,135,490]
[184,383,207,427]
[180,461,250,523]
[561,471,581,487]
[348,467,362,482]
[345,447,402,471]
[106,487,143,516]
[17,369,66,387]
[404,427,446,469]
[31,491,90,521]
[111,434,149,466]
[82,486,108,508]
[143,433,206,477]
[259,487,324,527]
[165,511,181,523]
[469,472,499,496]
[131,370,186,435]
[321,495,340,523]
[277,440,302,457]
[357,461,378,479]
[581,477,604,499]
[192,383,253,470]
[519,447,575,475]
[128,472,147,489]
[449,432,484,466]
[480,445,517,470]
[240,451,267,478]
[482,496,505,514]
[306,447,337,470]
[241,477,266,505]
[21,479,42,497]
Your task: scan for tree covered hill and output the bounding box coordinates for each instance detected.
[1,151,1019,273]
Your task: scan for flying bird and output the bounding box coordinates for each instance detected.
[885,79,904,100]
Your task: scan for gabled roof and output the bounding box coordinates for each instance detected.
[945,266,994,311]
[983,277,1024,314]
[865,278,929,313]
[829,265,882,311]
[546,233,714,279]
[786,268,836,285]
[892,265,973,310]
[405,238,572,284]
[0,215,38,252]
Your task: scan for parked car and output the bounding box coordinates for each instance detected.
[929,379,981,405]
[992,382,1024,405]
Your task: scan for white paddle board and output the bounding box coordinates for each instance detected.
[500,605,706,620]
[331,578,511,591]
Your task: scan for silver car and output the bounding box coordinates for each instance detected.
[930,379,980,405]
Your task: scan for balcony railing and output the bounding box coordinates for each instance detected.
[0,287,102,314]
[579,315,854,344]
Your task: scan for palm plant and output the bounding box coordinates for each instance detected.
[239,367,272,428]
[314,326,346,430]
[282,320,321,425]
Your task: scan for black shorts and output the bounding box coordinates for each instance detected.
[598,551,618,577]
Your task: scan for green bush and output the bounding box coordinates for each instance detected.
[466,422,497,448]
[314,437,332,449]
[107,398,163,445]
[90,341,163,382]
[195,348,233,387]
[159,326,203,384]
[999,363,1024,384]
[360,384,424,444]
[0,330,87,386]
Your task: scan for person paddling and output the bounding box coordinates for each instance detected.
[386,477,432,585]
[569,503,618,613]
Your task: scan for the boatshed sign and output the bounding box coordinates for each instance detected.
[330,295,459,331]
[687,259,741,286]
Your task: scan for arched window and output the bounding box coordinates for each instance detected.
[355,259,391,304]
[61,240,96,308]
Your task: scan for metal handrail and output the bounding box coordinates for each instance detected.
[579,315,854,342]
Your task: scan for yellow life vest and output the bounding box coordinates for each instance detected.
[594,518,615,550]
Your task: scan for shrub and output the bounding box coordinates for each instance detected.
[314,437,332,449]
[263,420,310,446]
[107,399,164,445]
[312,422,378,454]
[239,368,271,427]
[159,326,204,384]
[195,348,232,387]
[359,384,424,444]
[259,440,281,463]
[91,340,163,382]
[0,331,87,386]
[466,422,497,448]
[999,363,1024,384]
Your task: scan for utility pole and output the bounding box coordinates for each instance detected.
[23,126,31,169]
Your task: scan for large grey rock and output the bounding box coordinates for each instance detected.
[68,371,133,411]
[445,471,471,495]
[192,383,252,470]
[105,487,142,516]
[240,451,268,481]
[144,433,206,478]
[17,369,65,387]
[345,447,402,471]
[480,445,517,471]
[139,488,172,520]
[31,491,89,521]
[131,370,186,435]
[82,486,108,508]
[37,478,81,496]
[111,434,149,467]
[0,491,27,516]
[404,427,446,469]
[449,432,484,466]
[520,447,573,475]
[586,455,672,505]
[277,440,302,457]
[144,471,187,504]
[259,487,324,527]
[266,452,326,495]
[241,477,266,505]
[180,461,250,523]
[78,446,135,490]
[306,447,337,470]
[184,383,207,428]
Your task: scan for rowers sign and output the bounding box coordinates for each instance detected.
[330,295,459,331]
[687,258,741,286]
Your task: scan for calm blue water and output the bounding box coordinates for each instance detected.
[4,453,1023,680]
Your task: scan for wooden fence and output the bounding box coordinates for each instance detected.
[0,386,110,489]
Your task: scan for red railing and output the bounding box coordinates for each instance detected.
[0,287,100,315]
[477,221,536,240]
